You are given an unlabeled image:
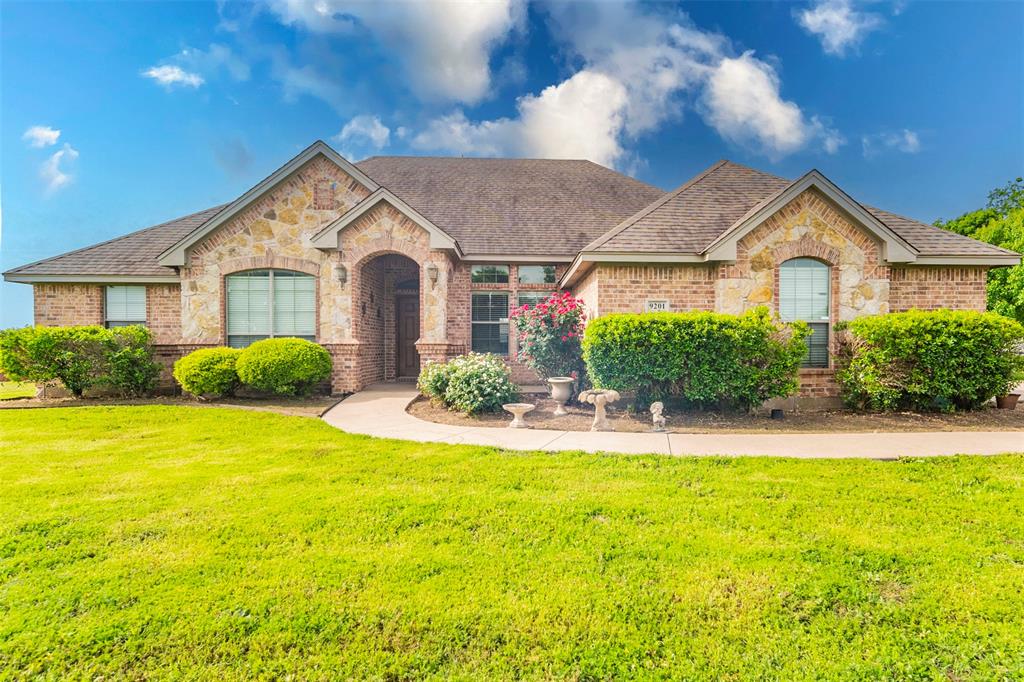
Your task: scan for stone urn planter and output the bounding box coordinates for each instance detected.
[547,377,575,416]
[996,393,1021,410]
[578,389,621,432]
[502,402,536,428]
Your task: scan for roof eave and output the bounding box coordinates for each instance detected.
[3,273,180,284]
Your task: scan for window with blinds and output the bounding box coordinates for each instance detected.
[105,286,147,327]
[226,270,316,348]
[779,258,830,368]
[471,292,509,355]
[517,291,552,309]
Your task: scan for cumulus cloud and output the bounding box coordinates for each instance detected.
[142,64,205,88]
[22,125,61,148]
[796,0,883,57]
[265,0,524,104]
[334,115,391,160]
[40,143,79,195]
[414,3,840,167]
[862,129,921,157]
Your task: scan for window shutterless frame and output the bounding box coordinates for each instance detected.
[471,291,509,355]
[778,258,830,368]
[226,270,316,348]
[104,285,147,327]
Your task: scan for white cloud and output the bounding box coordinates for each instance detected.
[334,115,391,159]
[796,0,883,57]
[142,64,205,88]
[414,3,840,167]
[40,143,79,195]
[22,125,61,148]
[176,43,251,81]
[862,129,921,157]
[265,0,524,104]
[414,71,629,166]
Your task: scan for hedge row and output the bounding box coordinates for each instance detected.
[174,338,332,398]
[836,309,1024,411]
[582,307,809,410]
[0,325,160,397]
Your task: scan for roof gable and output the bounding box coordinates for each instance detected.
[157,141,378,267]
[703,170,918,263]
[310,188,461,253]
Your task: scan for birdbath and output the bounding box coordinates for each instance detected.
[578,389,621,432]
[547,377,575,416]
[502,402,536,429]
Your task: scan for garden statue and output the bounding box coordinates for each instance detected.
[502,402,536,429]
[650,401,666,432]
[578,389,621,432]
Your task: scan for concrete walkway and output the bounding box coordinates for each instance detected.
[321,384,1024,459]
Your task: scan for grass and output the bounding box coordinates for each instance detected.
[1,406,1022,680]
[0,382,35,400]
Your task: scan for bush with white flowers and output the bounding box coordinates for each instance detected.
[418,352,518,415]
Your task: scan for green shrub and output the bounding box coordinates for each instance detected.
[442,353,519,415]
[0,325,159,397]
[417,360,454,401]
[835,309,1024,411]
[582,307,810,410]
[235,338,332,396]
[173,347,242,398]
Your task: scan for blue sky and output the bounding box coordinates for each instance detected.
[2,0,1022,327]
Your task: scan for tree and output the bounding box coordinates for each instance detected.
[935,177,1024,324]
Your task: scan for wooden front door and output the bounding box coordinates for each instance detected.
[396,295,420,378]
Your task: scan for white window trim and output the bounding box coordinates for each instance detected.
[104,285,147,327]
[226,269,317,347]
[471,290,510,356]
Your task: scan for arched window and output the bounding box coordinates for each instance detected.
[226,270,316,348]
[779,258,830,368]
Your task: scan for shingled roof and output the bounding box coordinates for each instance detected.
[3,150,1017,282]
[355,156,665,256]
[585,160,1017,258]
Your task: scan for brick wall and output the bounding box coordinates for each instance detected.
[575,264,717,316]
[33,284,103,325]
[146,284,182,344]
[890,266,988,312]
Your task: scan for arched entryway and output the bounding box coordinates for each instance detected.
[353,253,421,384]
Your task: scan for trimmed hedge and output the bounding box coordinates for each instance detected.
[835,309,1024,411]
[173,348,242,398]
[582,308,810,410]
[235,338,331,396]
[0,325,160,397]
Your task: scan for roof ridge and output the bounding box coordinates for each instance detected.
[4,204,227,275]
[579,159,730,253]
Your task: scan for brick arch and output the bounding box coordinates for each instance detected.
[767,236,842,267]
[218,254,321,277]
[349,241,430,269]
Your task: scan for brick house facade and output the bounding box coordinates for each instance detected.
[5,141,1018,399]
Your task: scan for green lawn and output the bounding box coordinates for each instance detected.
[0,381,35,400]
[1,406,1022,680]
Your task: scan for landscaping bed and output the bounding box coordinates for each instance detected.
[408,394,1024,433]
[1,405,1022,678]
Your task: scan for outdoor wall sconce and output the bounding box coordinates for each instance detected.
[334,264,348,286]
[426,264,439,288]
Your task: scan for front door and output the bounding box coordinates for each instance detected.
[396,295,420,378]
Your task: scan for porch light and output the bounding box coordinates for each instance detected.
[334,264,348,286]
[426,264,439,288]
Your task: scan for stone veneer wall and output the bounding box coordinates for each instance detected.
[890,266,988,311]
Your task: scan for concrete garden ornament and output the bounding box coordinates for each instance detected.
[578,389,621,432]
[547,377,574,416]
[502,402,536,429]
[650,402,666,432]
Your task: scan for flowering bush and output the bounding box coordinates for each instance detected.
[431,353,518,414]
[417,360,454,402]
[510,291,586,382]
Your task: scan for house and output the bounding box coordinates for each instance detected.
[5,140,1018,398]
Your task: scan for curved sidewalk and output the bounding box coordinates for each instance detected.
[321,384,1024,459]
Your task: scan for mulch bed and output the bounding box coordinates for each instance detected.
[408,395,1024,434]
